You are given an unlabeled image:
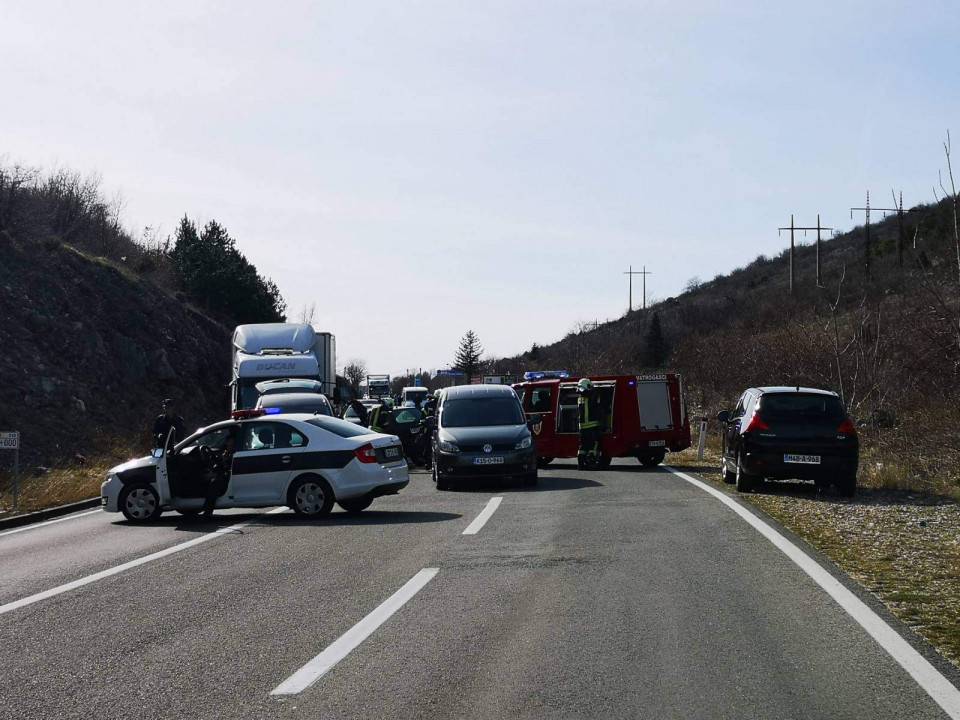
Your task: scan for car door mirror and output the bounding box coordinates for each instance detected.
[527,414,543,427]
[151,447,164,459]
[716,410,730,423]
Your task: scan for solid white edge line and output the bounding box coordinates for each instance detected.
[462,496,503,535]
[0,509,102,538]
[665,466,960,719]
[0,507,287,617]
[270,567,440,696]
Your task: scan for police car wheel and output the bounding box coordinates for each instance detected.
[339,497,373,514]
[120,484,161,522]
[288,475,334,517]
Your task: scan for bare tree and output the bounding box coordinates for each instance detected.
[343,359,367,392]
[298,302,317,326]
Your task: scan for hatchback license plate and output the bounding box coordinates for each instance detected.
[784,454,820,464]
[473,457,504,465]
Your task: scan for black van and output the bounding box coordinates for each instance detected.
[432,385,537,490]
[717,387,858,496]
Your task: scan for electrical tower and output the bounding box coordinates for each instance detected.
[623,265,652,312]
[778,215,833,292]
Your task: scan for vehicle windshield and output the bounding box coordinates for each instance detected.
[306,416,375,438]
[405,390,428,405]
[760,393,845,420]
[441,397,525,427]
[393,408,422,425]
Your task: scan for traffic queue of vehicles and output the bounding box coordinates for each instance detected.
[100,321,861,521]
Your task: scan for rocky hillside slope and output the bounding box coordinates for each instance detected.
[0,232,230,469]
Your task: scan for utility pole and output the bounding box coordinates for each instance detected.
[851,191,911,275]
[623,265,652,312]
[779,215,833,292]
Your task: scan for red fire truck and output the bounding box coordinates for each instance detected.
[512,372,691,467]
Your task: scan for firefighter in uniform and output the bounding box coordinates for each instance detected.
[577,378,601,469]
[369,399,393,433]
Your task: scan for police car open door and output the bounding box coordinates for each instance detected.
[154,430,175,505]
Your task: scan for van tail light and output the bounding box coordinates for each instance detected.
[354,443,378,464]
[745,412,770,433]
[837,417,857,436]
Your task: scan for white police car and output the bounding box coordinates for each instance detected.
[101,411,408,522]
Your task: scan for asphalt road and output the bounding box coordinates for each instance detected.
[0,461,957,719]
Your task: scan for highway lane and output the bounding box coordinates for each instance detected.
[0,462,957,719]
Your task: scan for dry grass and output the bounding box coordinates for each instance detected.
[0,438,142,515]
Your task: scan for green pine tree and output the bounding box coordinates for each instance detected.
[454,330,484,382]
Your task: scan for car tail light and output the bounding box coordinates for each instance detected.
[354,443,378,464]
[837,417,857,436]
[745,412,770,433]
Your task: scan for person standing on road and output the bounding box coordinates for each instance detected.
[203,431,237,517]
[577,378,601,469]
[153,398,186,450]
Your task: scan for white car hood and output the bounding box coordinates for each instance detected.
[109,455,157,475]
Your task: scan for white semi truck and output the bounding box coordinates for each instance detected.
[366,374,391,400]
[231,323,336,410]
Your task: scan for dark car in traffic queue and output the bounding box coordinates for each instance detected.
[718,386,859,496]
[432,385,538,490]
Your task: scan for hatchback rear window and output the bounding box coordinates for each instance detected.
[759,393,844,420]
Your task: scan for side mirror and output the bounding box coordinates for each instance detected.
[527,414,543,427]
[716,410,730,423]
[152,448,164,459]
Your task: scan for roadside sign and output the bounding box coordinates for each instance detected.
[1,431,20,511]
[436,369,465,377]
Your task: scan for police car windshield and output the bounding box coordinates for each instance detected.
[441,397,525,427]
[306,416,375,438]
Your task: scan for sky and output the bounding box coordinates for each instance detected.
[3,0,959,376]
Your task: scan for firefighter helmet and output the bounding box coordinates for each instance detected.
[577,378,593,392]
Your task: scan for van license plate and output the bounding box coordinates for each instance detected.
[648,440,666,447]
[474,457,504,465]
[784,454,820,464]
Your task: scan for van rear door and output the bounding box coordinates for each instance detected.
[637,376,673,430]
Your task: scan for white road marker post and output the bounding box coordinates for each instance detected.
[696,419,707,461]
[0,431,20,512]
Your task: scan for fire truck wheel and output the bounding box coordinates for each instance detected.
[638,452,664,468]
[536,457,554,468]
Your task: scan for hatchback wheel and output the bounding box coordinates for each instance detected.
[119,484,161,522]
[735,454,758,493]
[288,475,334,517]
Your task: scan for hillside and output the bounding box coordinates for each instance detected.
[496,197,960,493]
[0,163,283,495]
[0,232,229,468]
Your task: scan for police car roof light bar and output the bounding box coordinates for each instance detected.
[523,370,571,381]
[231,408,266,420]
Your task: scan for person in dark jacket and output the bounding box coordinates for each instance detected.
[203,430,237,517]
[153,399,186,449]
[348,399,369,427]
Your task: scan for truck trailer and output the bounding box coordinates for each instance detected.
[231,323,336,410]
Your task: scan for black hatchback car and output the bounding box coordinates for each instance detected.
[717,387,858,496]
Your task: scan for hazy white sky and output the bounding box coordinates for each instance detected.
[4,0,959,375]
